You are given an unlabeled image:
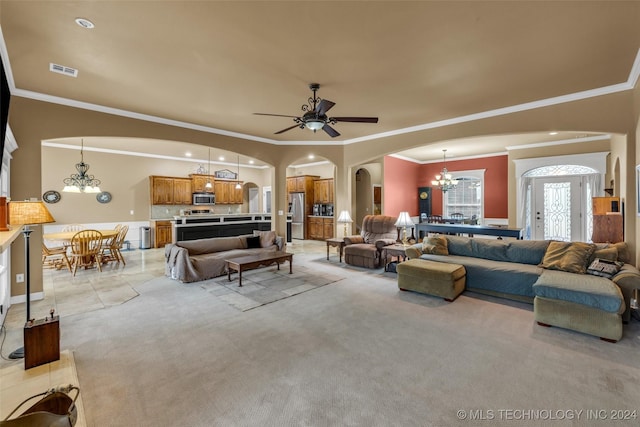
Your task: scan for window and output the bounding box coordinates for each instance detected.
[443,169,484,221]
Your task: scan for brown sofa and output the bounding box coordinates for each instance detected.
[343,215,398,268]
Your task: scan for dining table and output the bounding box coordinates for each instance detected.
[43,229,119,242]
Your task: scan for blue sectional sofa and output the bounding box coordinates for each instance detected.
[404,236,640,341]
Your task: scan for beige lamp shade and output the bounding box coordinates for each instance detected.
[8,201,55,225]
[394,212,413,228]
[337,210,353,224]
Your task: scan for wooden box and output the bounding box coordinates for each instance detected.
[24,315,60,369]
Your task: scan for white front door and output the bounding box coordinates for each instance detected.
[532,176,583,241]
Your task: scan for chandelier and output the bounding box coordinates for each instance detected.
[431,149,458,192]
[62,139,102,193]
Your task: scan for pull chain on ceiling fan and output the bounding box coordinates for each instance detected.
[254,83,378,138]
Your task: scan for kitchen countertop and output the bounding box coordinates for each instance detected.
[308,215,334,218]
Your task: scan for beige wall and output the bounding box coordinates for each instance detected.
[8,82,640,297]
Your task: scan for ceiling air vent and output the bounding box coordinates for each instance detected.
[49,63,78,78]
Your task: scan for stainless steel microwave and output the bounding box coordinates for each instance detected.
[192,193,215,205]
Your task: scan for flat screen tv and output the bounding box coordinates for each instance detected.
[0,56,9,168]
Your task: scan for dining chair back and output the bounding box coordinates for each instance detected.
[69,230,104,276]
[102,225,129,266]
[42,243,71,272]
[427,215,443,223]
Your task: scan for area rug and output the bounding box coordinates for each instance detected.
[199,264,344,311]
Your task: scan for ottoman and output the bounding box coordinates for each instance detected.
[397,259,466,301]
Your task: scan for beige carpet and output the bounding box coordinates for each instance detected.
[40,253,640,426]
[198,264,344,311]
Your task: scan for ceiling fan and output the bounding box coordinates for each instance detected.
[254,83,378,138]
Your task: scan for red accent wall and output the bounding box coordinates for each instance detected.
[383,156,422,217]
[385,154,508,219]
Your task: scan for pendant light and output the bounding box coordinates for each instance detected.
[431,149,458,193]
[62,139,102,193]
[205,148,212,190]
[235,155,242,189]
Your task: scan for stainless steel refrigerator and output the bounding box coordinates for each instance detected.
[289,192,305,239]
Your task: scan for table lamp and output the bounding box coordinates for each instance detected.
[395,211,414,246]
[336,210,353,237]
[8,200,55,359]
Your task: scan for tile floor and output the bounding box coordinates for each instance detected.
[0,239,329,422]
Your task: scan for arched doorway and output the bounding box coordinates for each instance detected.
[355,168,372,232]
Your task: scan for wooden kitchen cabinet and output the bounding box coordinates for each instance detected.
[308,216,334,240]
[214,181,243,204]
[313,178,334,204]
[150,176,192,205]
[152,220,173,248]
[150,176,174,205]
[190,174,214,193]
[173,178,192,205]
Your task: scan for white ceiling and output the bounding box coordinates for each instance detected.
[2,1,639,164]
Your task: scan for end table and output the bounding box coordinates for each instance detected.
[326,238,346,262]
[382,244,407,272]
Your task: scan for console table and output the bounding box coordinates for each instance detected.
[415,223,523,240]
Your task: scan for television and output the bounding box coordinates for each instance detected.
[0,56,9,168]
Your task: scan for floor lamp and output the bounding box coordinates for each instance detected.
[8,200,55,359]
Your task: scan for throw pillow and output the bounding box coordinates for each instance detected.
[589,246,618,264]
[611,242,630,264]
[586,258,623,279]
[246,236,261,249]
[422,236,448,255]
[539,241,595,274]
[253,230,276,248]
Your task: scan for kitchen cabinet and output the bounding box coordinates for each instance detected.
[308,216,334,240]
[173,178,193,205]
[152,220,173,248]
[214,181,243,204]
[150,176,192,205]
[190,174,214,193]
[313,178,334,204]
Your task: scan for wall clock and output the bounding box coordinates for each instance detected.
[419,191,429,200]
[43,190,61,204]
[96,191,112,204]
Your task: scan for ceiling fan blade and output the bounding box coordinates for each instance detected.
[253,113,300,118]
[331,117,379,123]
[274,124,301,135]
[315,99,335,115]
[322,124,340,138]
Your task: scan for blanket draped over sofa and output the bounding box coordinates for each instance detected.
[165,231,285,283]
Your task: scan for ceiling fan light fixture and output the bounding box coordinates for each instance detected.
[305,120,325,131]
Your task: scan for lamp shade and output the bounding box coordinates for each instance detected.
[337,210,353,223]
[394,212,413,228]
[8,201,55,225]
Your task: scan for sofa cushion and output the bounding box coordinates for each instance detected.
[422,236,448,255]
[446,236,474,257]
[178,236,244,255]
[539,241,594,274]
[504,239,550,265]
[589,246,618,264]
[533,269,624,313]
[253,230,276,248]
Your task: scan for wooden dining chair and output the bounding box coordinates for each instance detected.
[42,243,72,272]
[69,230,104,276]
[101,225,129,265]
[427,215,443,223]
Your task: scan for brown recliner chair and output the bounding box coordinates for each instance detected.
[344,215,398,268]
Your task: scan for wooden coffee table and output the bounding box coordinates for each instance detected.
[226,251,293,287]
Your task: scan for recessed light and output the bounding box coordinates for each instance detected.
[249,160,254,164]
[549,131,558,135]
[185,152,192,157]
[308,155,315,159]
[219,156,225,161]
[75,18,95,29]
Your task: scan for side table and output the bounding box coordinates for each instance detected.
[326,238,346,262]
[382,244,407,272]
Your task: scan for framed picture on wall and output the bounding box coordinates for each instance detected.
[636,165,640,216]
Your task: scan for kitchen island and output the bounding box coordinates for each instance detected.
[171,213,292,243]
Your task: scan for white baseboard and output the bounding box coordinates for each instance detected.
[10,291,44,305]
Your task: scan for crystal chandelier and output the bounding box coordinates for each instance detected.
[62,139,102,193]
[431,149,458,192]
